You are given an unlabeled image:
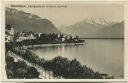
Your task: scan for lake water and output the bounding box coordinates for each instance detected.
[32,39,124,79]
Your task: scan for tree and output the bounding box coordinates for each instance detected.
[26,67,40,78]
[43,60,52,78]
[14,68,27,78]
[6,55,14,66]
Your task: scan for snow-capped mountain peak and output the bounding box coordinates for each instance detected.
[84,17,116,26]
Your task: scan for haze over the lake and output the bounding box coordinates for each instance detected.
[7,3,124,28]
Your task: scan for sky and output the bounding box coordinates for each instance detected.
[7,3,124,28]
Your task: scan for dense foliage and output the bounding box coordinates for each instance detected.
[5,55,40,79]
[43,56,103,79]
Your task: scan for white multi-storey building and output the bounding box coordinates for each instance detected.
[16,32,36,42]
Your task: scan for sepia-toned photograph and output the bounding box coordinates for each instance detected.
[4,1,124,80]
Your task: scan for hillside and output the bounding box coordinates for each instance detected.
[5,7,60,34]
[96,21,124,38]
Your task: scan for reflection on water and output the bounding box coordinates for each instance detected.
[32,39,124,79]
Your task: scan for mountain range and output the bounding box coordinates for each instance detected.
[5,7,59,34]
[59,18,124,38]
[6,7,124,38]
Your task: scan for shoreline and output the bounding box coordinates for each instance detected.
[23,43,86,48]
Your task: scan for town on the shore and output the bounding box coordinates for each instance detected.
[5,24,114,79]
[5,24,84,45]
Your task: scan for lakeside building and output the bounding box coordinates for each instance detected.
[15,31,36,42]
[5,24,14,42]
